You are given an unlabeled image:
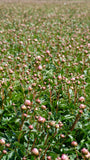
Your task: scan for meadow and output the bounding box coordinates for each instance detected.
[0,0,90,159]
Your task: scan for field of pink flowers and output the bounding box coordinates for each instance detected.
[0,0,90,159]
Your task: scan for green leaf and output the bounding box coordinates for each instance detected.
[0,109,4,115]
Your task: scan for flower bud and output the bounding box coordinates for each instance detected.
[42,86,46,90]
[32,83,36,87]
[41,105,46,110]
[0,139,5,145]
[81,148,89,155]
[28,86,32,91]
[23,157,27,160]
[57,157,61,160]
[38,116,46,123]
[58,75,62,80]
[48,112,52,115]
[47,156,51,160]
[29,125,33,130]
[49,121,55,126]
[5,143,10,147]
[36,56,41,61]
[39,148,42,152]
[31,148,39,156]
[59,121,63,127]
[3,150,7,154]
[38,65,42,71]
[79,96,85,102]
[79,104,86,109]
[23,113,27,117]
[60,134,65,138]
[71,141,78,147]
[85,152,90,159]
[47,125,50,129]
[24,100,31,106]
[21,105,27,110]
[79,110,83,114]
[55,124,59,128]
[61,154,69,160]
[36,98,41,104]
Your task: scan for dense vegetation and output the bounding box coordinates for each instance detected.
[0,0,90,159]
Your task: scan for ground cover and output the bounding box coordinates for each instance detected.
[0,0,90,159]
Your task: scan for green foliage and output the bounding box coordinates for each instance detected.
[0,0,90,159]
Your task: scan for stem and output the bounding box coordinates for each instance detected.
[41,144,51,160]
[33,88,36,99]
[20,115,24,131]
[59,134,69,150]
[42,130,57,159]
[31,137,37,151]
[49,84,52,105]
[74,86,77,104]
[68,85,70,103]
[0,154,3,159]
[18,115,25,142]
[18,133,22,143]
[56,93,59,113]
[44,134,49,145]
[75,148,79,159]
[1,89,4,110]
[27,131,31,151]
[54,130,57,137]
[82,57,85,73]
[70,113,81,131]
